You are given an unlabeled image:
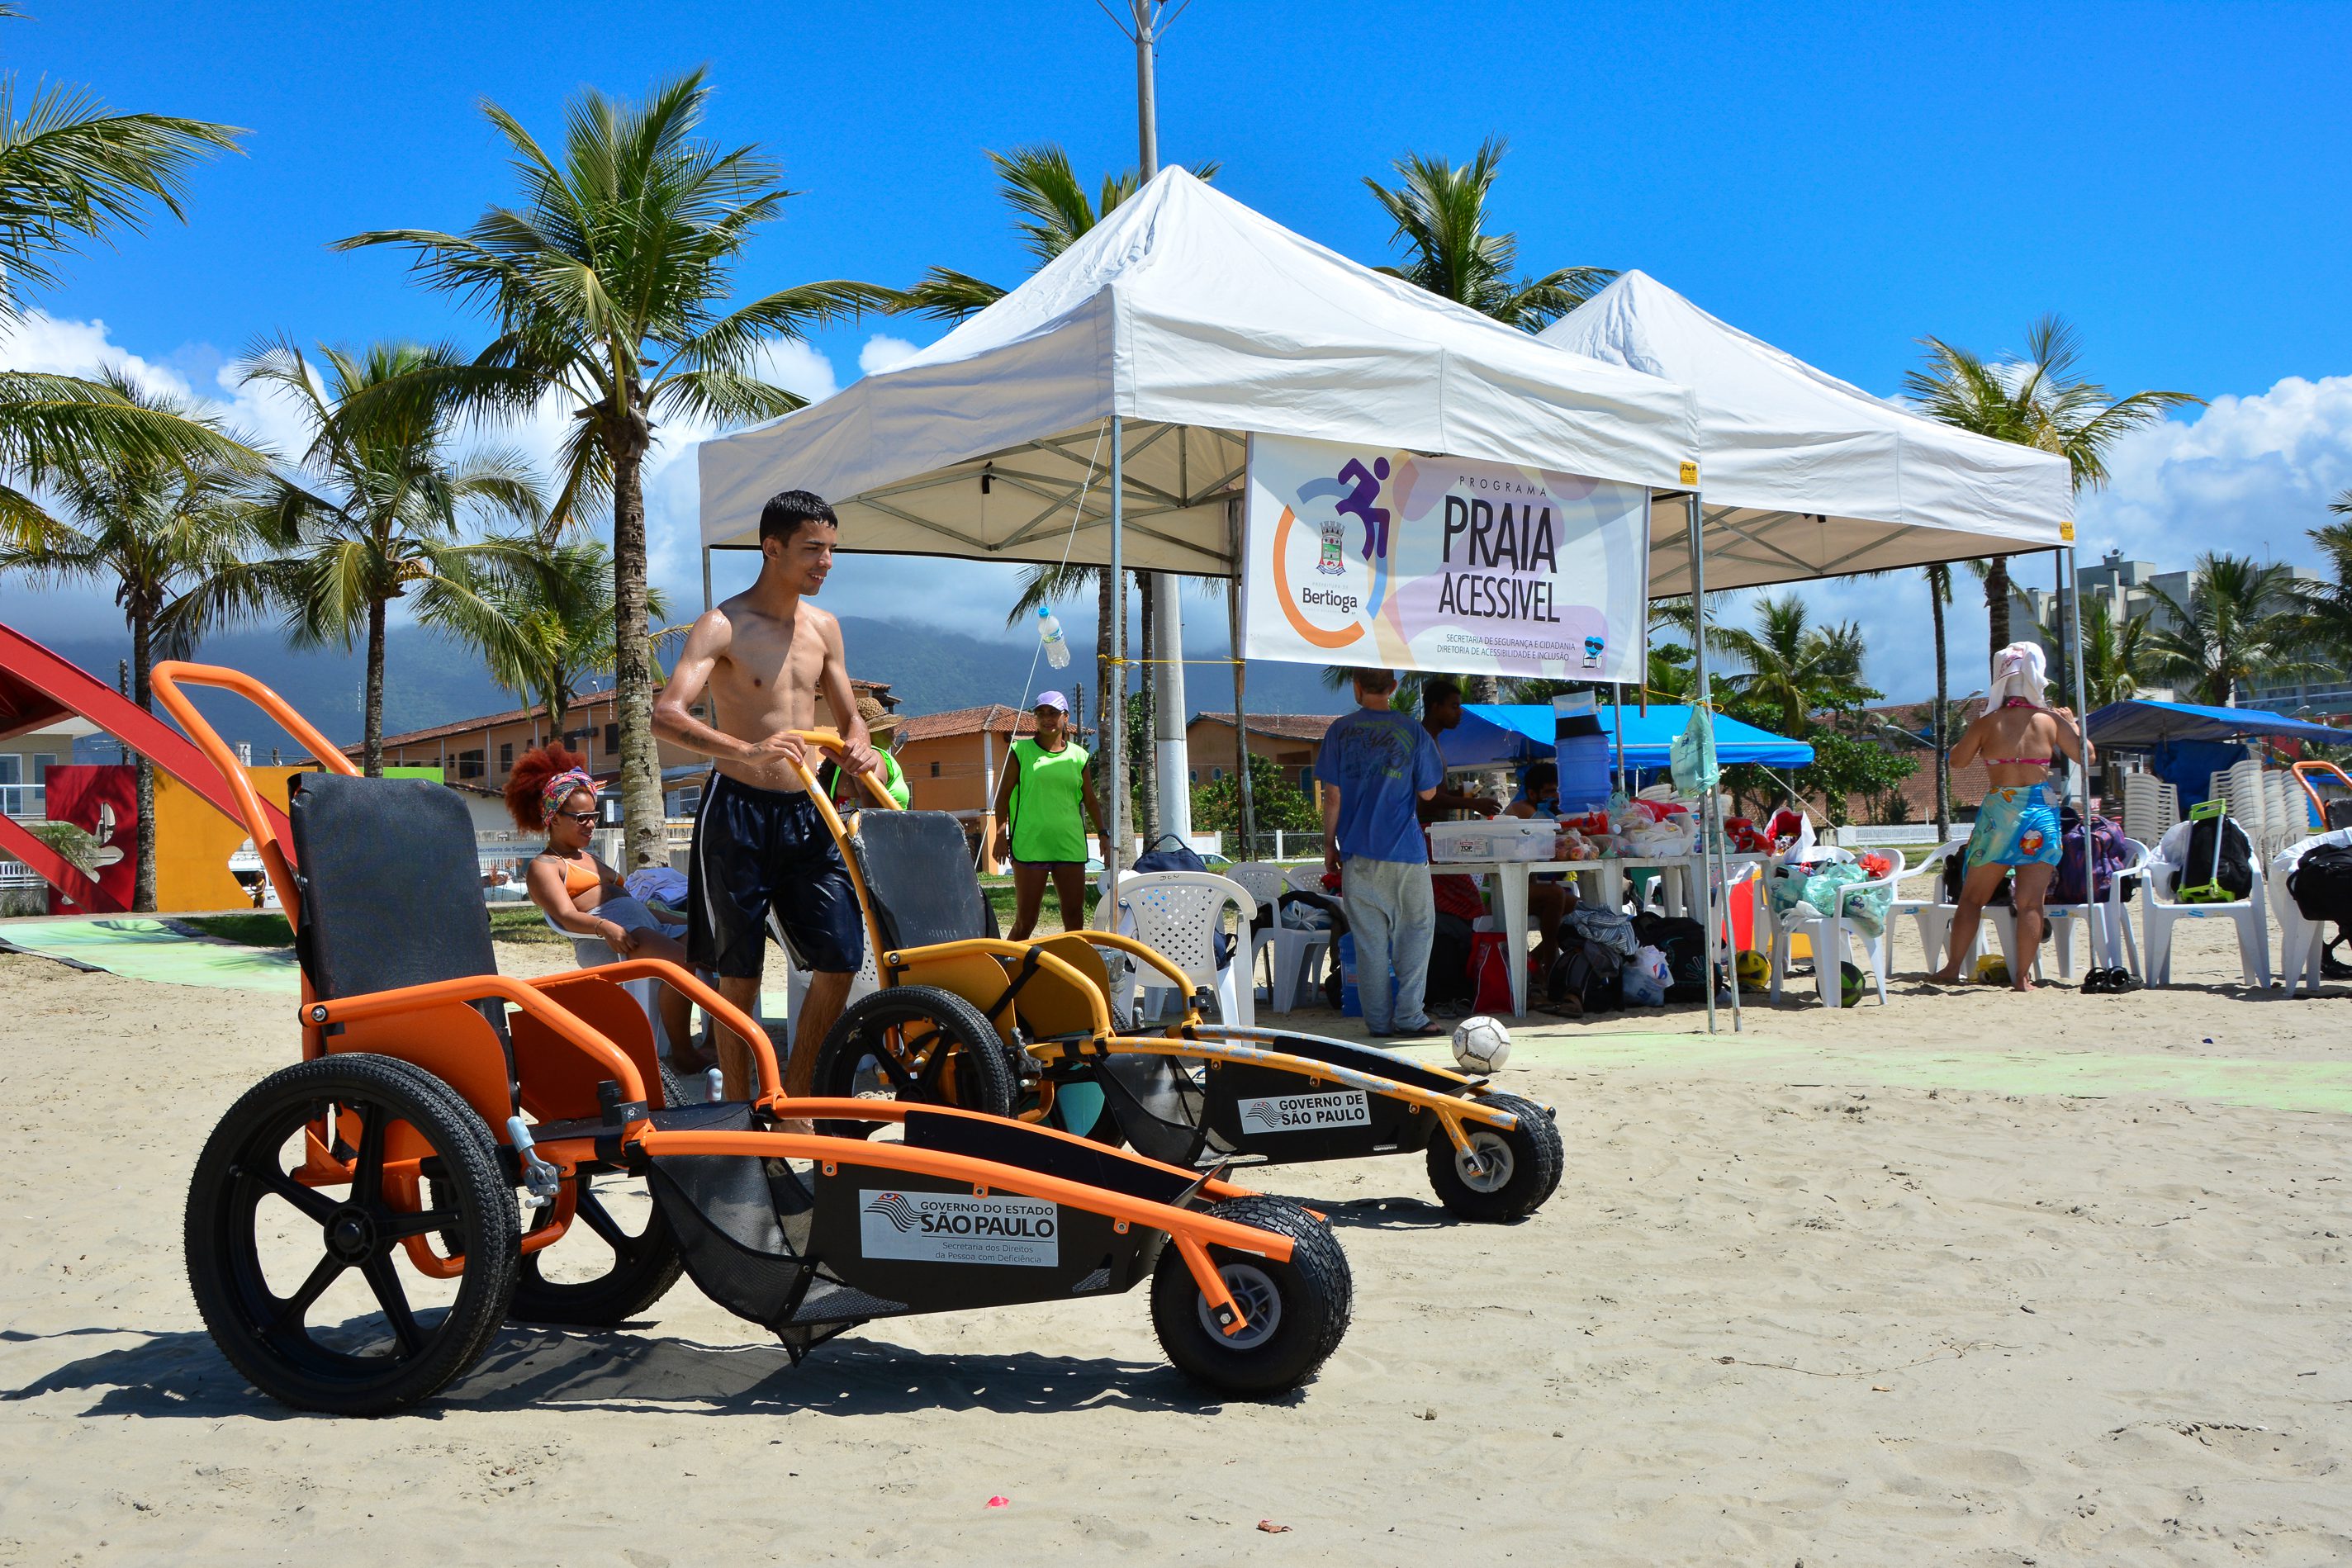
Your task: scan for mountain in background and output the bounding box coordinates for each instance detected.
[41,616,1347,761]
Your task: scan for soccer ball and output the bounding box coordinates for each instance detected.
[1451,1015,1511,1073]
[1735,949,1771,992]
[1838,961,1871,1007]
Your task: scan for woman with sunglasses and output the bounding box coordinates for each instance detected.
[508,743,697,1059]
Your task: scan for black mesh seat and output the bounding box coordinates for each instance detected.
[847,811,1000,952]
[287,772,498,998]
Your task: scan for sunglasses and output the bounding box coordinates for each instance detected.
[556,809,598,825]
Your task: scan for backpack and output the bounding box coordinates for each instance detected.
[2288,843,2352,925]
[2177,803,2254,903]
[1632,912,1711,1002]
[2055,809,2132,906]
[1545,936,1624,1016]
[1942,845,2013,907]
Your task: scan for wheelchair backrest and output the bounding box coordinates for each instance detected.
[847,809,998,953]
[287,771,498,999]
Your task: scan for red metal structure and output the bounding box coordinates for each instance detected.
[0,621,296,911]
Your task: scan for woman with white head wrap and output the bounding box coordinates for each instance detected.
[1924,642,2096,992]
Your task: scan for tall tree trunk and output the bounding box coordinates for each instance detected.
[610,433,664,869]
[1930,566,1951,840]
[1136,571,1160,847]
[363,594,387,778]
[1985,557,2012,659]
[130,609,156,913]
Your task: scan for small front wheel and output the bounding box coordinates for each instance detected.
[1149,1196,1350,1395]
[1425,1093,1563,1222]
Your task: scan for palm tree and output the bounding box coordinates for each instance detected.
[481,538,665,736]
[0,370,266,909]
[2286,495,2352,666]
[0,24,258,538]
[1709,594,1872,737]
[335,71,889,865]
[1905,316,2200,661]
[202,339,550,775]
[2145,552,2306,707]
[1364,137,1613,332]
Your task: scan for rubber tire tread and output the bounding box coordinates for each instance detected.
[1425,1092,1563,1222]
[1149,1195,1352,1396]
[810,985,1020,1137]
[184,1054,519,1415]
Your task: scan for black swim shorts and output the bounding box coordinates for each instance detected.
[686,771,865,978]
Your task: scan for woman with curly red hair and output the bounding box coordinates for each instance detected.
[509,744,699,1064]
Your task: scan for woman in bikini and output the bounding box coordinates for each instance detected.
[508,745,699,1061]
[1925,643,2095,992]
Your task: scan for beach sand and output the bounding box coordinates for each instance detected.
[2,918,2349,1565]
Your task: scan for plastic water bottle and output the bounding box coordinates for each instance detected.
[1036,606,1070,669]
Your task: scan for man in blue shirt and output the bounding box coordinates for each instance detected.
[1316,667,1445,1036]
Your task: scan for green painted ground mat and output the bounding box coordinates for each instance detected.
[1392,1030,2352,1116]
[0,917,301,993]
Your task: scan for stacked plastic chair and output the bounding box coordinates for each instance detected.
[2122,772,2179,850]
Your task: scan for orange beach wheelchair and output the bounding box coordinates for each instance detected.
[782,738,1564,1223]
[155,664,1352,1414]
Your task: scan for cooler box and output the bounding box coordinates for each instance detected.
[1430,817,1558,864]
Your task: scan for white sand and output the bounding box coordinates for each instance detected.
[2,918,2348,1566]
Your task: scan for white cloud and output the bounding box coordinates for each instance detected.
[856,334,920,377]
[749,339,841,405]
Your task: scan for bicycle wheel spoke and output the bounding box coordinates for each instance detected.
[351,1101,389,1206]
[238,1162,339,1225]
[266,1252,348,1338]
[572,1187,639,1257]
[359,1253,424,1354]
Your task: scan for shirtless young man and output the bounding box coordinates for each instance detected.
[653,490,878,1101]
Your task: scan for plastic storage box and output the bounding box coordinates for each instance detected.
[1429,817,1560,863]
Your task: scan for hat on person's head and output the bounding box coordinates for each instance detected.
[856,692,899,736]
[1033,690,1070,715]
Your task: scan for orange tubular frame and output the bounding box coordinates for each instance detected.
[150,668,1289,1327]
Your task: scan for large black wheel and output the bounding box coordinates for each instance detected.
[810,986,1020,1136]
[184,1054,519,1415]
[1425,1092,1564,1222]
[509,1172,684,1326]
[1150,1195,1351,1396]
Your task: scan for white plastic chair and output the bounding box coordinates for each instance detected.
[2263,772,2298,860]
[1765,847,1906,1007]
[1895,840,1973,973]
[2122,773,2179,849]
[1228,860,1330,1015]
[1116,870,1259,1027]
[2141,820,2272,988]
[2274,828,2352,997]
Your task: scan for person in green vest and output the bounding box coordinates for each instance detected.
[990,690,1106,940]
[819,694,912,809]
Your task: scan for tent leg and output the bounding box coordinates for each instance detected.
[2061,546,2094,824]
[700,546,713,613]
[1101,415,1126,931]
[1228,500,1254,856]
[1684,491,1724,1035]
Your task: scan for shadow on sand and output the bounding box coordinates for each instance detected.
[2,1320,1292,1421]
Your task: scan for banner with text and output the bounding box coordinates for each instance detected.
[1240,433,1649,684]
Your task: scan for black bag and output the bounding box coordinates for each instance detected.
[2288,843,2352,924]
[1941,844,2011,907]
[1632,912,1710,1002]
[1546,936,1624,1016]
[1425,911,1477,1007]
[2179,812,2254,902]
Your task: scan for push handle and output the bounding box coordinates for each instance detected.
[781,727,903,811]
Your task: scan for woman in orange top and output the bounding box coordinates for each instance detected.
[509,745,696,1060]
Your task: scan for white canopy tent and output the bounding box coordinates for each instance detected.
[1541,270,2075,596]
[699,169,1698,567]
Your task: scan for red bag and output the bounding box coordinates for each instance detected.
[1469,930,1515,1014]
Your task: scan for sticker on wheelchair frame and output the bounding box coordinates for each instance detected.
[859,1190,1060,1267]
[1238,1089,1372,1132]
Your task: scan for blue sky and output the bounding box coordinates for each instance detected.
[7,0,2350,703]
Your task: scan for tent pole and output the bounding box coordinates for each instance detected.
[1684,490,1725,1034]
[700,546,713,613]
[1102,415,1126,930]
[2062,545,2093,824]
[1611,683,1628,798]
[1228,498,1256,856]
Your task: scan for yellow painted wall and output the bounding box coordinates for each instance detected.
[152,766,307,912]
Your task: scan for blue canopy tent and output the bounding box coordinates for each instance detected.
[2086,699,2347,812]
[1440,703,1816,771]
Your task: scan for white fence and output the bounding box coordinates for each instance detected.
[1825,823,1967,847]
